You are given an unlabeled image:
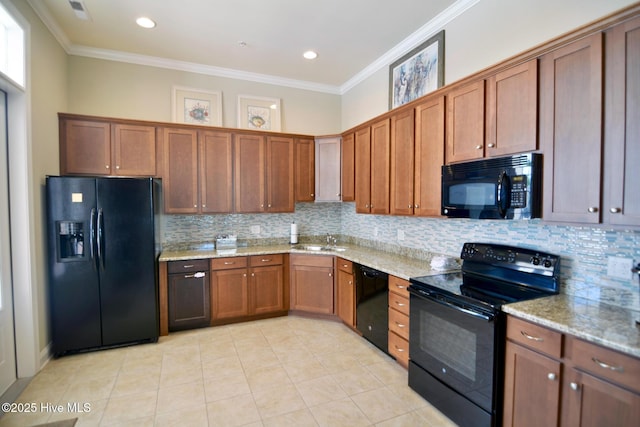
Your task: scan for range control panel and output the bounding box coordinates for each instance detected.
[461,242,560,276]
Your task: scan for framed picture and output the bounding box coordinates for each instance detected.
[389,30,445,109]
[237,95,281,132]
[172,86,222,126]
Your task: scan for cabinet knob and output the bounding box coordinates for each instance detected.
[348,280,353,285]
[193,205,197,208]
[243,273,247,277]
[105,165,110,169]
[261,204,264,208]
[588,207,599,213]
[268,204,272,208]
[475,144,483,150]
[610,207,621,214]
[408,204,412,209]
[570,382,580,391]
[547,373,557,381]
[202,205,206,208]
[487,143,496,148]
[310,193,314,197]
[365,204,369,208]
[329,273,332,277]
[115,165,120,170]
[414,204,419,208]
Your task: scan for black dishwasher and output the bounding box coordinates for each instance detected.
[168,259,211,331]
[355,264,389,353]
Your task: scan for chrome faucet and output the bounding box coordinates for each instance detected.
[326,234,337,247]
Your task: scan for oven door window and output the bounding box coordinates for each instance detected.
[410,294,495,412]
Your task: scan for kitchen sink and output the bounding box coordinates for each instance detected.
[302,245,347,252]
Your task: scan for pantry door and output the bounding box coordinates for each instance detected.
[0,89,17,394]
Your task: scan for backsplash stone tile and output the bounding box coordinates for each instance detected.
[162,202,640,311]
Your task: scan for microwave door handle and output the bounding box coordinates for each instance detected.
[497,171,511,218]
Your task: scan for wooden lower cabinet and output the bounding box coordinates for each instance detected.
[336,258,355,327]
[504,315,640,427]
[211,254,285,322]
[388,276,410,368]
[290,254,334,314]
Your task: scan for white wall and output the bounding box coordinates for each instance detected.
[341,0,638,129]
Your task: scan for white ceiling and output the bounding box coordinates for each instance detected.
[27,0,475,94]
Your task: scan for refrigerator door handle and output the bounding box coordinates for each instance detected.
[97,208,105,271]
[90,208,97,269]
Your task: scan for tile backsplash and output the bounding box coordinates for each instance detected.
[162,202,640,311]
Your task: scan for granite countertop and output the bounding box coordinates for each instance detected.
[503,295,640,358]
[160,243,640,359]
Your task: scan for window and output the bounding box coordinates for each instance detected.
[0,2,25,88]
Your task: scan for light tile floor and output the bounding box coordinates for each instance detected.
[0,315,457,426]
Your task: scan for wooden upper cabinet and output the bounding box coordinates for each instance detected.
[414,96,445,217]
[541,33,603,223]
[200,130,233,213]
[315,136,342,202]
[60,117,157,176]
[341,132,355,202]
[266,136,295,212]
[162,128,199,213]
[234,133,266,213]
[446,80,486,163]
[295,137,315,202]
[486,59,538,157]
[370,118,391,214]
[604,16,640,226]
[390,108,415,215]
[354,127,372,213]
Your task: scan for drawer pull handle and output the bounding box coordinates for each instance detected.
[342,264,348,268]
[224,261,235,265]
[592,357,624,373]
[395,322,406,328]
[520,331,544,342]
[396,285,405,289]
[394,345,405,352]
[183,265,194,268]
[261,258,271,262]
[395,302,406,307]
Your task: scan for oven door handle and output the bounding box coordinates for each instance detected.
[411,288,495,321]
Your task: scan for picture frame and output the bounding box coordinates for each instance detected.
[389,30,445,110]
[237,95,281,132]
[172,86,222,126]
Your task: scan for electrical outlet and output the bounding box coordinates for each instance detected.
[397,229,405,241]
[607,256,633,280]
[250,225,261,235]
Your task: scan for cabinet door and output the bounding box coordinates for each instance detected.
[341,132,355,202]
[290,265,334,314]
[61,119,111,175]
[503,341,561,427]
[266,136,295,212]
[390,109,415,215]
[234,134,265,212]
[563,369,640,427]
[201,130,233,213]
[486,59,538,157]
[414,96,445,217]
[315,137,342,202]
[163,128,199,213]
[541,33,603,223]
[336,269,355,327]
[370,118,390,215]
[446,80,486,163]
[604,16,640,226]
[211,268,249,319]
[111,124,157,176]
[295,138,315,202]
[250,265,284,315]
[354,127,372,213]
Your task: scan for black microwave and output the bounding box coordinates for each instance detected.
[441,153,542,219]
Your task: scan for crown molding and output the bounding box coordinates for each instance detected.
[27,0,479,96]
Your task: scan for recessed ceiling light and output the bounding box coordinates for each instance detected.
[303,50,318,60]
[136,17,156,29]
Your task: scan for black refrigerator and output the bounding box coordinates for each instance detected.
[46,176,161,356]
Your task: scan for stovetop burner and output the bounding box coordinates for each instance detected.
[411,243,560,309]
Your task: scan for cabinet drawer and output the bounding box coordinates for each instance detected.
[389,275,410,298]
[250,254,283,267]
[506,316,563,359]
[568,336,640,393]
[168,259,209,274]
[388,331,409,367]
[337,258,353,273]
[210,256,248,270]
[290,254,334,268]
[388,292,409,316]
[389,308,409,340]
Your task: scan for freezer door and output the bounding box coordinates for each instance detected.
[46,176,101,355]
[96,178,158,345]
